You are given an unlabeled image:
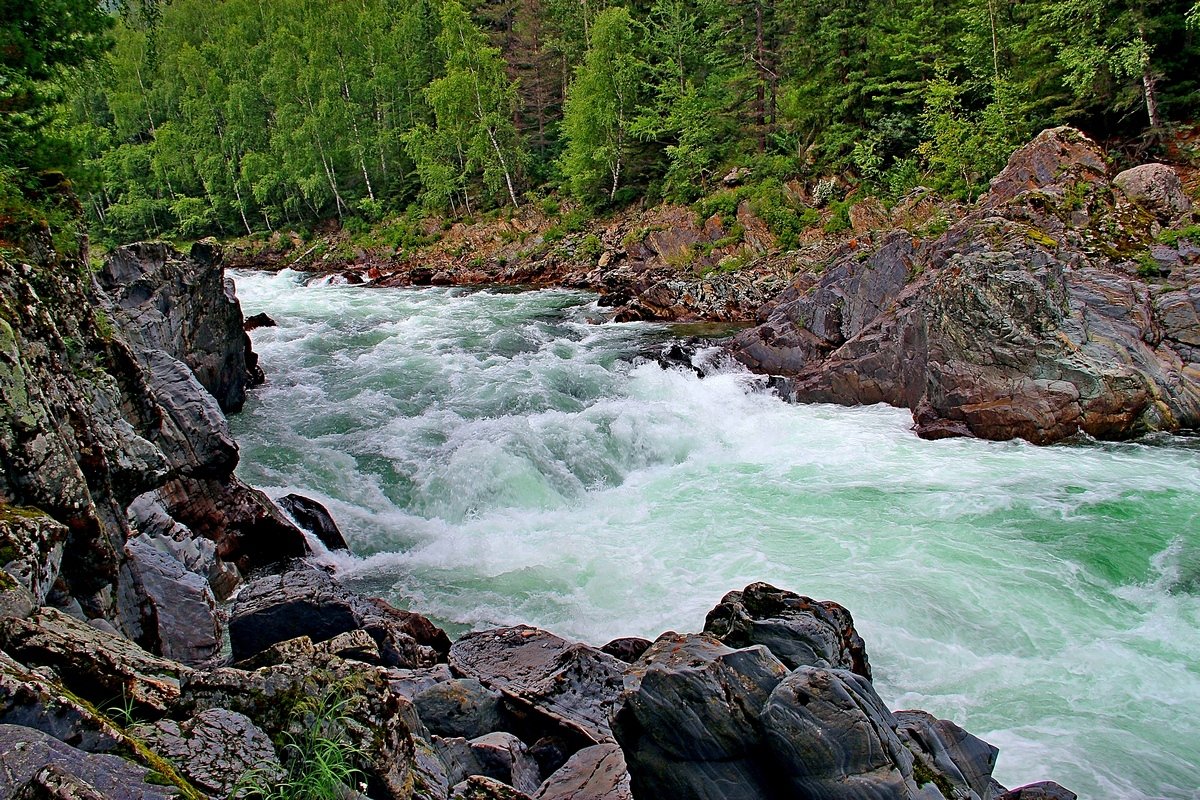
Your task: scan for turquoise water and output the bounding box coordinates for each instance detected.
[230,270,1200,799]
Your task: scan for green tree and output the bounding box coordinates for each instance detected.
[560,7,644,203]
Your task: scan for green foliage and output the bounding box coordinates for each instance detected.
[1157,223,1200,246]
[237,687,367,800]
[823,199,853,234]
[1136,251,1163,277]
[577,233,603,261]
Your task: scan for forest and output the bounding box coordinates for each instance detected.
[4,0,1200,245]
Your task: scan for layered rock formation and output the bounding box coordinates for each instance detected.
[732,127,1200,443]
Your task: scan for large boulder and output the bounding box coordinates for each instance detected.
[0,724,179,800]
[123,536,220,665]
[1113,163,1191,224]
[612,633,788,800]
[533,743,632,800]
[415,678,505,739]
[228,566,449,666]
[450,626,625,744]
[732,126,1200,443]
[704,582,871,678]
[275,493,350,552]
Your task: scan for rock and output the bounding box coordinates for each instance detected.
[388,664,454,700]
[996,782,1078,800]
[129,708,280,797]
[229,566,448,666]
[0,505,67,605]
[895,709,1000,800]
[451,775,534,800]
[318,629,382,663]
[0,608,188,716]
[415,678,505,739]
[97,241,260,413]
[612,633,788,800]
[598,638,651,664]
[526,736,572,783]
[849,197,889,234]
[722,167,751,186]
[469,732,541,795]
[1114,163,1191,224]
[275,493,350,551]
[732,126,1200,444]
[123,536,220,665]
[0,569,35,619]
[703,582,871,678]
[533,743,632,800]
[760,667,919,800]
[450,626,625,744]
[0,724,178,800]
[0,651,122,754]
[244,312,277,331]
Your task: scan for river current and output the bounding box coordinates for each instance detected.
[230,269,1200,799]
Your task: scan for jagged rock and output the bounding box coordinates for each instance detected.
[0,724,178,800]
[123,536,220,665]
[732,126,1200,443]
[0,569,35,619]
[0,608,188,716]
[996,782,1078,800]
[129,708,280,797]
[97,241,260,413]
[850,198,889,234]
[0,651,122,753]
[276,493,350,551]
[415,678,504,739]
[1113,163,1191,224]
[388,664,454,701]
[0,505,67,605]
[228,566,448,666]
[612,633,788,800]
[598,638,650,664]
[533,743,632,800]
[243,312,277,331]
[318,628,382,663]
[469,732,541,795]
[449,626,625,744]
[451,775,534,800]
[704,582,871,678]
[895,710,1002,800]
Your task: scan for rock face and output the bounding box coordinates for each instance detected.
[1,229,306,640]
[97,240,262,413]
[732,127,1200,443]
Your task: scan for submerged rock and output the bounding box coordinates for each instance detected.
[275,492,350,552]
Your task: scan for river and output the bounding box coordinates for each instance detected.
[230,269,1200,799]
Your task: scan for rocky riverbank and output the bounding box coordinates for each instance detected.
[0,195,1080,797]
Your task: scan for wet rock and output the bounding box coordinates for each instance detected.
[129,708,280,797]
[612,633,788,800]
[229,566,448,666]
[123,536,220,665]
[1113,163,1190,224]
[533,743,632,800]
[0,724,178,800]
[895,710,1001,799]
[451,775,534,800]
[275,493,350,551]
[415,678,505,739]
[760,666,919,800]
[598,638,651,664]
[996,782,1078,800]
[704,582,871,678]
[98,241,260,413]
[0,608,188,716]
[243,312,277,331]
[450,626,625,744]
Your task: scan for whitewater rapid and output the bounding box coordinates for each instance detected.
[230,270,1200,799]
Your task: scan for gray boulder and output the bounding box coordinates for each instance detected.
[996,782,1078,800]
[228,566,449,666]
[534,743,632,800]
[123,536,220,665]
[449,626,625,744]
[0,724,178,800]
[896,709,1001,799]
[1113,163,1191,224]
[415,678,504,739]
[276,493,350,552]
[129,708,280,797]
[704,582,871,678]
[451,775,534,800]
[612,633,788,800]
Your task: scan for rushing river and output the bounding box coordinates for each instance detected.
[230,269,1200,799]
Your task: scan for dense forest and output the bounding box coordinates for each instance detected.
[4,0,1200,245]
